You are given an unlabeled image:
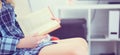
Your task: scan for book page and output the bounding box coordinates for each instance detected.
[19,7,60,36]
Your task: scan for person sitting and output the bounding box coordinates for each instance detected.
[0,0,88,55]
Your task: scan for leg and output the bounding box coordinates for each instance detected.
[39,38,88,55]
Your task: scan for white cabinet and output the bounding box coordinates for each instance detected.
[89,6,120,55]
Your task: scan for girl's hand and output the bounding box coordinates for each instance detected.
[51,17,61,23]
[16,34,48,48]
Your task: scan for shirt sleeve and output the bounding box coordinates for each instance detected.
[0,36,20,54]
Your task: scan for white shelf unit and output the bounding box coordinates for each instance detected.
[57,4,120,55]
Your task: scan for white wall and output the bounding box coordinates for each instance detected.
[59,9,88,19]
[14,0,32,26]
[29,0,67,11]
[14,0,31,19]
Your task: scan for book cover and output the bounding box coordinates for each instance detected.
[18,7,61,36]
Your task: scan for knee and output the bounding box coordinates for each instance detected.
[69,48,89,55]
[69,38,89,55]
[72,38,88,46]
[74,38,87,42]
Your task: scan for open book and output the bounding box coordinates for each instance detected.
[18,7,61,36]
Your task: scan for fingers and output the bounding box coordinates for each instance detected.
[36,34,48,40]
[32,33,48,42]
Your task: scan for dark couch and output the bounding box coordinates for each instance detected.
[50,18,87,40]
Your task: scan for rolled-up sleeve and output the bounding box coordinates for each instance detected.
[0,36,20,54]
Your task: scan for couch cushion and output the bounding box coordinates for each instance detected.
[50,18,87,40]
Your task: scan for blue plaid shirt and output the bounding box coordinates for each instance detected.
[0,0,24,55]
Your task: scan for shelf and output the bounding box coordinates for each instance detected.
[91,38,120,42]
[57,4,120,10]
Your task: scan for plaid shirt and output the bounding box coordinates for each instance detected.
[0,0,24,55]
